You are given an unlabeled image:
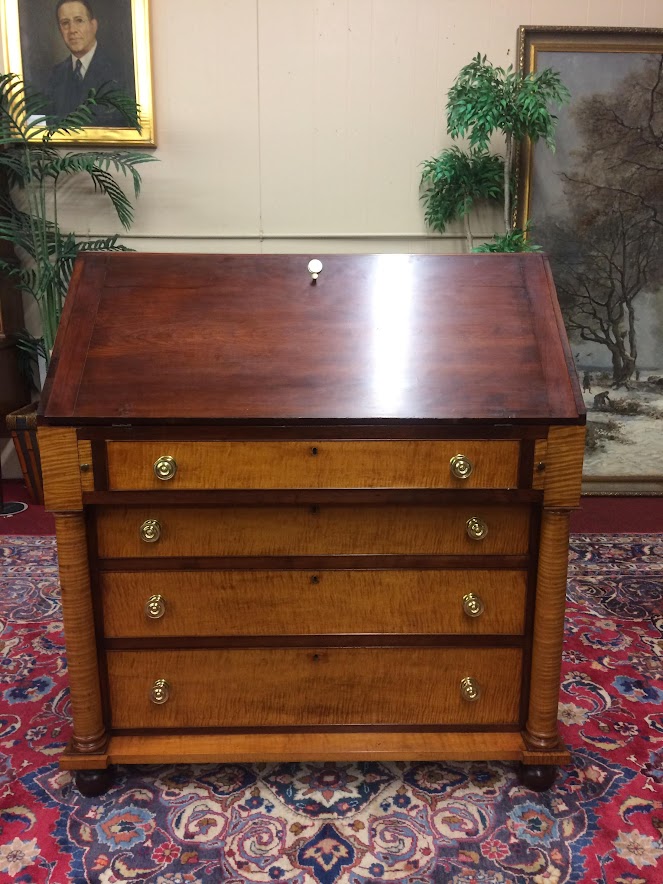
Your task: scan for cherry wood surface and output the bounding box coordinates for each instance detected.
[106,647,522,729]
[40,253,586,427]
[100,568,527,637]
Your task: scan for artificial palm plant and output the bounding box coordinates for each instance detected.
[0,72,155,372]
[421,53,570,251]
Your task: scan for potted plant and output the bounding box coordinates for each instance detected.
[0,72,155,501]
[420,53,569,251]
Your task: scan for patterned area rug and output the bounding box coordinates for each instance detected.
[0,534,661,883]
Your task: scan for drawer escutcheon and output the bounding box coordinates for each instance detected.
[466,516,488,541]
[140,519,162,543]
[154,455,178,481]
[462,592,485,618]
[150,679,170,705]
[460,676,481,702]
[450,453,474,480]
[154,454,177,482]
[145,594,166,620]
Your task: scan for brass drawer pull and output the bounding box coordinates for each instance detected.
[150,678,170,705]
[145,594,166,619]
[450,454,473,480]
[466,516,488,541]
[462,592,484,618]
[140,519,162,543]
[460,676,481,702]
[154,455,177,481]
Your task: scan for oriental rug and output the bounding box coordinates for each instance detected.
[0,534,661,884]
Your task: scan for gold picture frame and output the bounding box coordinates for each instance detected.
[1,0,155,147]
[516,26,663,496]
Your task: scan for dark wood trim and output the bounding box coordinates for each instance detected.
[84,489,543,506]
[85,511,111,729]
[91,439,108,492]
[104,634,526,650]
[77,424,552,441]
[520,505,543,726]
[110,723,524,736]
[518,439,535,490]
[44,413,586,429]
[98,554,532,572]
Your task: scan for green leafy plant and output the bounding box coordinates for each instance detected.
[420,146,503,250]
[0,72,156,375]
[472,223,543,253]
[421,53,570,251]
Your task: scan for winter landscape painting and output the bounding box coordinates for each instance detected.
[517,27,663,495]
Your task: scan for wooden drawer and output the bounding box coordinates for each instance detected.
[107,647,522,728]
[105,440,520,490]
[96,504,530,558]
[101,569,527,637]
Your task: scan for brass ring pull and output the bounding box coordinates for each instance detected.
[154,455,177,481]
[466,516,488,541]
[145,594,166,619]
[150,678,170,705]
[462,592,484,618]
[140,519,161,543]
[460,676,481,702]
[450,454,473,480]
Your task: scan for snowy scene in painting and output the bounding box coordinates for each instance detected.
[530,50,663,485]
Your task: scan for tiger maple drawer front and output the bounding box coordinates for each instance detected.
[96,504,530,558]
[102,569,527,637]
[107,647,522,729]
[105,440,520,490]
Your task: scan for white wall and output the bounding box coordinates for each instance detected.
[7,0,663,257]
[2,1,663,478]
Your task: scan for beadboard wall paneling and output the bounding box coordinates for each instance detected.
[1,0,663,253]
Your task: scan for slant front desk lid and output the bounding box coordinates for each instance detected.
[39,252,586,426]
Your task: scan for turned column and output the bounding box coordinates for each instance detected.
[525,507,572,750]
[40,427,107,755]
[524,425,585,753]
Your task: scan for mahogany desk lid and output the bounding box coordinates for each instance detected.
[39,252,586,427]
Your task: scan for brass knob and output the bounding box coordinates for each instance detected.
[154,455,177,481]
[140,519,161,543]
[460,676,481,702]
[462,592,484,618]
[450,454,473,480]
[145,594,166,619]
[150,678,170,705]
[466,516,488,541]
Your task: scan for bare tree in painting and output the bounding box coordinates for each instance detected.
[536,55,663,388]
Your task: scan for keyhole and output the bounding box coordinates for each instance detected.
[311,575,320,584]
[311,447,318,456]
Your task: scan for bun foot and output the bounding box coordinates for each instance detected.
[519,763,557,792]
[74,768,114,796]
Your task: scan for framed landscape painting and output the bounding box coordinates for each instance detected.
[517,26,663,495]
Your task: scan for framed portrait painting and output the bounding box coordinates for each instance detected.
[517,26,663,495]
[0,0,155,146]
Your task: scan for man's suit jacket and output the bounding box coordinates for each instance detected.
[46,45,130,126]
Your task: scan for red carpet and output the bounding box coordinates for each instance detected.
[0,481,54,535]
[0,533,661,882]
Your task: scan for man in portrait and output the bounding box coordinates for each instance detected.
[44,0,130,126]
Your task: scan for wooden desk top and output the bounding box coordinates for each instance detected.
[39,252,585,427]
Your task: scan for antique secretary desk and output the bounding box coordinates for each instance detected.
[38,252,586,796]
